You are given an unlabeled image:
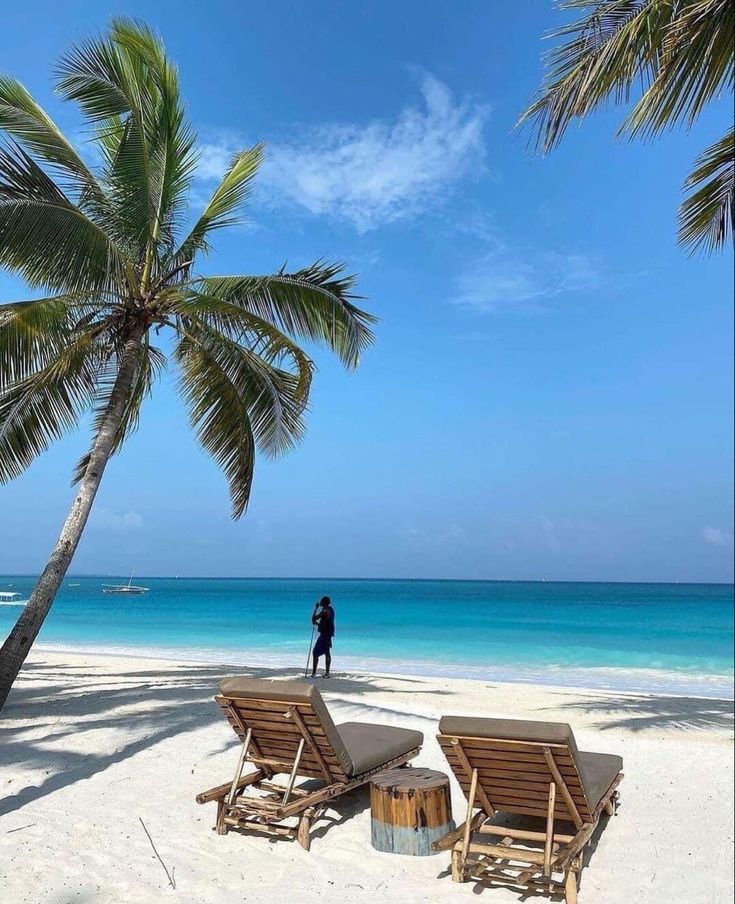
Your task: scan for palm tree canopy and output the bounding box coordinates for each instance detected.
[0,18,375,516]
[520,0,734,254]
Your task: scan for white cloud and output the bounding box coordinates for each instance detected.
[702,526,733,547]
[90,508,144,532]
[197,141,237,181]
[197,73,488,232]
[451,245,602,313]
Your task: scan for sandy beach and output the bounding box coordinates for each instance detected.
[1,649,733,904]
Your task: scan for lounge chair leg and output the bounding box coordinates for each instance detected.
[565,868,578,904]
[297,814,312,850]
[451,848,466,882]
[216,799,228,835]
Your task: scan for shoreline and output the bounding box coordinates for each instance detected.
[35,640,735,699]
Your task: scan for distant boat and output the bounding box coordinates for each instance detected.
[102,571,149,595]
[0,591,28,606]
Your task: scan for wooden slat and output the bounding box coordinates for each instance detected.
[218,696,320,715]
[249,740,343,771]
[439,743,579,774]
[442,756,576,782]
[443,736,571,755]
[441,749,580,781]
[235,715,328,736]
[460,841,546,865]
[232,708,327,731]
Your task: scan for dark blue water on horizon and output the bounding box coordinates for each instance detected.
[1,576,732,696]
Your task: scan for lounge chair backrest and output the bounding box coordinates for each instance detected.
[217,677,351,781]
[438,715,594,825]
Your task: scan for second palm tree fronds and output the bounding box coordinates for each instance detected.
[520,0,734,254]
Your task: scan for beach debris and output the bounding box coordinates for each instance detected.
[139,817,176,889]
[6,823,36,833]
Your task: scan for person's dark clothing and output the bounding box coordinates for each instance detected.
[313,633,332,657]
[312,605,335,638]
[312,605,335,657]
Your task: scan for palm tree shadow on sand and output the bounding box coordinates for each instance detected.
[0,658,450,817]
[551,693,734,733]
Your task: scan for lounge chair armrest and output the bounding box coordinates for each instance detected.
[196,769,264,804]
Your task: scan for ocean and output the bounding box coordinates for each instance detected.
[1,576,732,697]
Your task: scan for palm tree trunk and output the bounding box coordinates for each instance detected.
[0,323,146,712]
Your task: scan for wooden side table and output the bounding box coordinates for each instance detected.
[370,767,454,856]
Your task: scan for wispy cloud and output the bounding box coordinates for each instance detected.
[197,73,488,232]
[702,526,733,547]
[90,508,144,532]
[451,245,602,313]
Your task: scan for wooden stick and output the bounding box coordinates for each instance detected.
[459,841,545,864]
[196,769,263,804]
[139,817,176,889]
[478,825,573,843]
[451,738,496,817]
[282,739,305,806]
[225,702,268,768]
[433,809,487,852]
[460,768,479,871]
[553,821,597,872]
[544,781,556,877]
[542,746,583,828]
[228,729,252,806]
[288,705,333,782]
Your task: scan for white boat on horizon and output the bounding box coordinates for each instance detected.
[0,591,29,606]
[101,572,149,595]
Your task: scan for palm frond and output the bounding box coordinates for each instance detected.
[179,318,308,455]
[679,126,735,253]
[0,293,108,384]
[166,288,314,402]
[0,330,108,481]
[194,261,376,369]
[175,330,257,517]
[0,75,107,205]
[110,19,198,263]
[170,144,263,270]
[519,0,674,152]
[625,0,734,137]
[56,18,187,270]
[0,141,131,293]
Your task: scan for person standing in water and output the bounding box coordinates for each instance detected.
[311,596,335,678]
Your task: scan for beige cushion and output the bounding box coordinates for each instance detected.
[336,722,424,776]
[438,715,580,759]
[577,751,623,808]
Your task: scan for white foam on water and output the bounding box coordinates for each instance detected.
[34,641,735,699]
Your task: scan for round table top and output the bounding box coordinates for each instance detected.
[371,767,450,793]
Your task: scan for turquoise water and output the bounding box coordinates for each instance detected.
[1,577,733,696]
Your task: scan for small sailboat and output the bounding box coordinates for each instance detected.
[0,591,29,606]
[102,571,149,595]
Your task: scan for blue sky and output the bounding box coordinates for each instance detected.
[1,1,733,582]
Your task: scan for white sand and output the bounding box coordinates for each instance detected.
[0,650,732,904]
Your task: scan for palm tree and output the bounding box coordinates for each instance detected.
[0,20,375,710]
[520,0,734,253]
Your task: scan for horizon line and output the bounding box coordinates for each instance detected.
[1,573,733,587]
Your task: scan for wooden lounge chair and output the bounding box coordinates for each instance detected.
[196,677,423,850]
[434,716,623,903]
